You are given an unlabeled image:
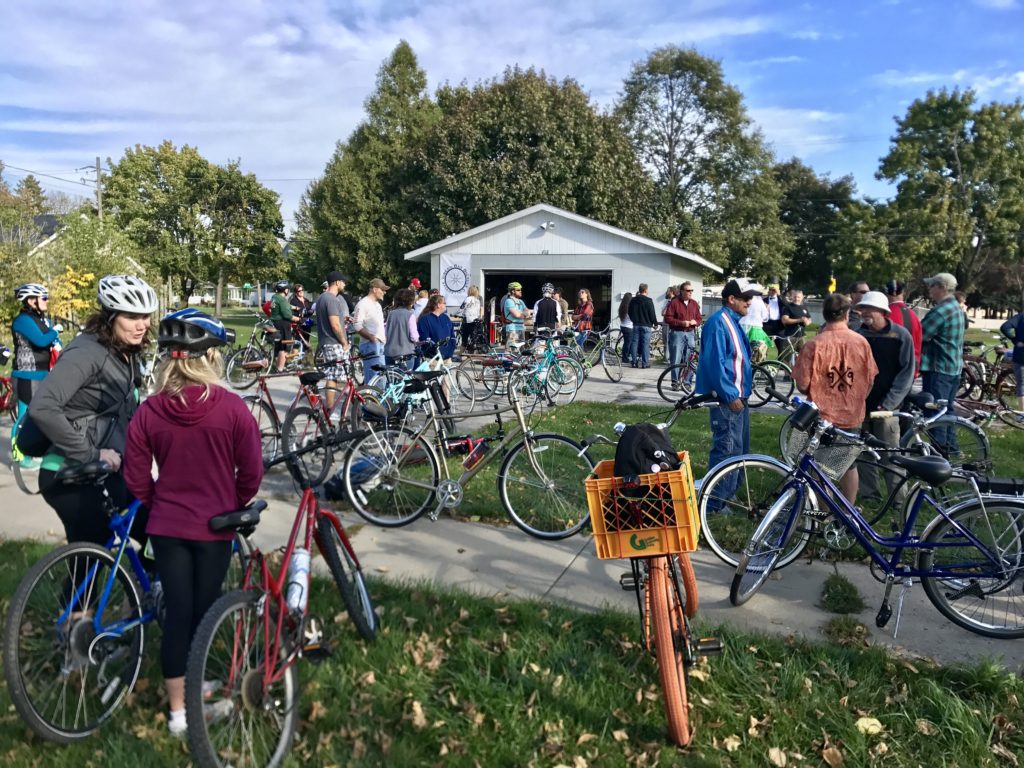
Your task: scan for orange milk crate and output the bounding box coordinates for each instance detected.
[584,451,699,559]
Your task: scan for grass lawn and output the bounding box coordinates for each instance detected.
[0,538,1020,767]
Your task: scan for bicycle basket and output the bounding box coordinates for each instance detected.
[782,427,863,481]
[584,452,698,559]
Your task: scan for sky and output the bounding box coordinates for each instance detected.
[2,0,1023,235]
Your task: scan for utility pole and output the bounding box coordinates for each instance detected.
[95,156,103,220]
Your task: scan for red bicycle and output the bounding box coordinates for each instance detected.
[0,346,18,422]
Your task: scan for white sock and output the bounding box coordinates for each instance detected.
[169,708,187,731]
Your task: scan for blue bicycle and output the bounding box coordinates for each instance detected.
[2,461,250,742]
[728,399,1024,639]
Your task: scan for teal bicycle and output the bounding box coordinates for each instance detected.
[506,329,585,412]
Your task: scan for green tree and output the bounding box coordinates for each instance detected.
[878,88,1024,293]
[615,45,793,278]
[15,175,46,216]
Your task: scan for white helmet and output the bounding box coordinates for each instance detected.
[15,283,48,302]
[97,275,158,314]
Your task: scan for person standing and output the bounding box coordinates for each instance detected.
[352,278,389,386]
[574,288,594,346]
[846,281,870,332]
[123,309,262,737]
[408,277,422,293]
[855,292,916,504]
[763,283,784,338]
[884,279,922,374]
[552,287,571,328]
[920,272,966,449]
[532,282,562,333]
[384,288,419,370]
[627,283,657,368]
[696,278,760,508]
[663,281,701,390]
[314,271,351,409]
[502,281,529,347]
[778,289,811,365]
[268,280,294,372]
[11,283,61,470]
[289,283,314,352]
[459,285,483,351]
[1000,307,1024,420]
[417,294,457,363]
[792,294,878,503]
[413,289,429,316]
[617,293,634,364]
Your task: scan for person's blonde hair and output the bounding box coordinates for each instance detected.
[154,348,224,403]
[467,285,480,297]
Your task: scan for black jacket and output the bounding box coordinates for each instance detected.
[627,295,657,328]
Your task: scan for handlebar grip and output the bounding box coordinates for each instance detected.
[862,434,890,449]
[868,410,893,419]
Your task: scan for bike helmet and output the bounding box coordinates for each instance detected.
[158,308,235,353]
[14,283,48,302]
[274,280,290,292]
[508,281,522,291]
[541,282,554,295]
[97,275,158,313]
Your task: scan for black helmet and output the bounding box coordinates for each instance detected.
[158,309,235,353]
[274,280,290,292]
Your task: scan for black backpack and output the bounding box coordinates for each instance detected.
[613,423,681,480]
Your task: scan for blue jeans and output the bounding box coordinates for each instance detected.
[629,325,652,367]
[706,403,751,510]
[667,330,696,383]
[359,341,385,387]
[922,371,961,453]
[620,327,633,362]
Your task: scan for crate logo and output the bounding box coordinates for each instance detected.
[629,533,659,551]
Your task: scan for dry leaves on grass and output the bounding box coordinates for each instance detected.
[768,746,788,766]
[410,700,428,729]
[854,717,884,736]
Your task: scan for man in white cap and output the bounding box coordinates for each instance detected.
[920,272,965,451]
[856,291,916,505]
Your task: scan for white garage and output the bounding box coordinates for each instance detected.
[403,203,723,332]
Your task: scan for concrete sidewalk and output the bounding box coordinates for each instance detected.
[2,362,1021,670]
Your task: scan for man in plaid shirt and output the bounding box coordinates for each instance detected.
[920,272,965,451]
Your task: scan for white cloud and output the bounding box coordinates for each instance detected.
[972,0,1019,9]
[744,55,805,66]
[872,66,1024,97]
[749,106,848,158]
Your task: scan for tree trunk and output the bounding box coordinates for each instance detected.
[215,265,224,317]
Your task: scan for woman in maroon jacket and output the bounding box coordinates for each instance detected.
[124,309,263,737]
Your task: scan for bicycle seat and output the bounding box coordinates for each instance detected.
[54,460,112,485]
[361,401,391,421]
[209,500,268,535]
[905,391,937,411]
[410,370,445,382]
[402,380,427,394]
[299,371,326,386]
[891,454,953,486]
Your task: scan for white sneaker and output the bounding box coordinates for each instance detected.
[168,710,187,737]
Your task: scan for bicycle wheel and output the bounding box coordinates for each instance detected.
[750,360,793,408]
[507,369,546,413]
[648,557,692,746]
[700,456,814,569]
[459,358,494,401]
[3,543,144,744]
[280,405,334,487]
[919,500,1024,638]
[900,416,991,473]
[996,407,1024,430]
[600,346,623,382]
[315,516,377,641]
[996,370,1018,411]
[498,433,595,539]
[677,552,699,619]
[730,487,809,606]
[546,358,583,406]
[342,427,439,527]
[225,347,267,390]
[447,367,477,415]
[957,363,982,399]
[242,394,280,467]
[185,590,298,768]
[656,365,688,403]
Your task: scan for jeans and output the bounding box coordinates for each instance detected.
[359,340,385,387]
[706,403,751,511]
[629,325,652,367]
[922,370,961,454]
[620,327,633,362]
[667,330,696,383]
[857,415,902,502]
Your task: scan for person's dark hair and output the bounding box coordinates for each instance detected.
[822,293,852,323]
[618,292,633,321]
[847,281,869,294]
[422,294,446,317]
[393,288,415,309]
[83,308,153,354]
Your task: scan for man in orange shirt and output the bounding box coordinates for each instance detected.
[792,293,878,503]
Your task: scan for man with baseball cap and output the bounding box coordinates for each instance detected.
[502,281,529,347]
[920,272,965,452]
[352,278,390,386]
[696,278,761,511]
[315,271,351,408]
[884,279,922,372]
[856,291,915,505]
[409,277,422,291]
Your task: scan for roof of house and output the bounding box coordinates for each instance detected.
[403,203,723,273]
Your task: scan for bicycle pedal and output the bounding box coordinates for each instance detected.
[875,601,892,628]
[695,637,723,656]
[618,573,638,591]
[301,641,333,663]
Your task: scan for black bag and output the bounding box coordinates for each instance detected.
[14,414,52,457]
[613,423,681,479]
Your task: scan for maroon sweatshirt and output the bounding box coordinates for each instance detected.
[124,385,264,542]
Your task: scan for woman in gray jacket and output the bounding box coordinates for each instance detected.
[29,275,159,547]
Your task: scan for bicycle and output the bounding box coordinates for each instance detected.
[185,448,377,768]
[0,346,18,422]
[727,398,1024,638]
[958,335,1013,400]
[2,461,251,743]
[506,330,585,412]
[340,369,596,539]
[559,327,623,382]
[581,392,721,745]
[225,314,306,389]
[372,339,476,419]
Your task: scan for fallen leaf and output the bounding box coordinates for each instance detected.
[375,565,390,573]
[689,668,709,682]
[612,729,628,742]
[411,700,427,729]
[855,717,884,736]
[915,719,938,736]
[308,700,328,721]
[822,746,843,767]
[992,743,1020,766]
[576,733,597,746]
[768,747,787,766]
[721,735,742,752]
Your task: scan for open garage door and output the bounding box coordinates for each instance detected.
[483,270,614,330]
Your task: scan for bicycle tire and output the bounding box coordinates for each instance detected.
[656,365,688,403]
[546,358,583,406]
[601,346,623,382]
[185,590,298,768]
[918,499,1024,638]
[899,415,991,473]
[750,360,793,408]
[242,394,280,468]
[648,557,692,746]
[459,358,494,401]
[996,370,1018,411]
[280,404,334,487]
[957,363,982,399]
[730,487,808,606]
[448,367,477,415]
[699,455,815,568]
[498,433,595,539]
[677,552,699,619]
[3,543,144,744]
[224,346,267,390]
[506,369,546,414]
[342,427,439,527]
[315,516,378,641]
[996,407,1024,430]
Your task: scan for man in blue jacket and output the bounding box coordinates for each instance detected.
[11,283,62,470]
[1001,308,1024,421]
[696,278,761,507]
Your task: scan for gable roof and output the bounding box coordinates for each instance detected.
[403,203,723,273]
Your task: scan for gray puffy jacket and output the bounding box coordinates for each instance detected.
[29,333,140,464]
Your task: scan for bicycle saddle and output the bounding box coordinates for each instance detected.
[209,500,268,535]
[54,460,112,485]
[906,391,937,411]
[361,400,391,421]
[300,371,326,386]
[891,454,953,486]
[410,370,445,382]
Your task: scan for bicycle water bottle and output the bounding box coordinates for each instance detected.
[463,439,490,470]
[286,548,311,612]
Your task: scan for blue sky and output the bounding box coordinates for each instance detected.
[1,0,1022,232]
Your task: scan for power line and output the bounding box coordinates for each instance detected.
[0,162,94,188]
